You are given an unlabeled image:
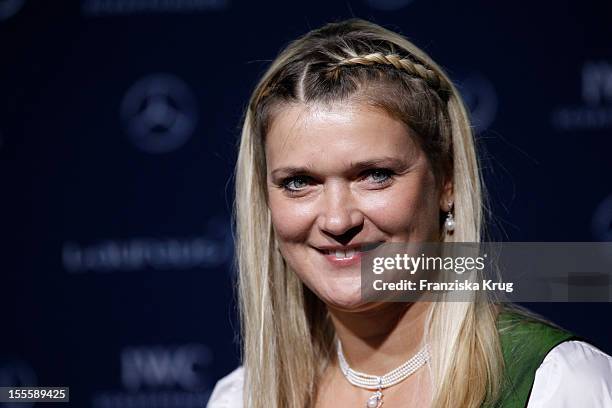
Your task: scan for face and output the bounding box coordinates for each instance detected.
[265,101,451,311]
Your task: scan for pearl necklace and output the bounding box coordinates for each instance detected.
[336,340,430,408]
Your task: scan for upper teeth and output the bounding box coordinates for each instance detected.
[327,248,357,259]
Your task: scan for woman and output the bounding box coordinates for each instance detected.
[208,18,612,407]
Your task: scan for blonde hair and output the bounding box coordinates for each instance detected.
[234,18,502,408]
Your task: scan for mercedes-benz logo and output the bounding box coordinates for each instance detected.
[459,74,498,134]
[120,73,198,154]
[0,359,37,408]
[0,0,24,20]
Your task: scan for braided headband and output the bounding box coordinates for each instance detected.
[251,52,451,111]
[327,52,450,95]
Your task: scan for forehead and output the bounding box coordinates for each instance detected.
[265,102,419,169]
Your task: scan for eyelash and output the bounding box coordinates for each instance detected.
[366,169,394,185]
[281,175,311,192]
[279,168,395,194]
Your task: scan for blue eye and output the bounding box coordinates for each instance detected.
[366,169,393,184]
[282,176,310,191]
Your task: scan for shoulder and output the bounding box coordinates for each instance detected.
[497,311,576,365]
[206,366,244,408]
[497,311,576,370]
[495,310,579,406]
[527,341,612,407]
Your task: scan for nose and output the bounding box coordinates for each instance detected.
[318,181,364,243]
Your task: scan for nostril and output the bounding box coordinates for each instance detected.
[322,224,363,245]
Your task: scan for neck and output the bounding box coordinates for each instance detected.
[327,302,431,376]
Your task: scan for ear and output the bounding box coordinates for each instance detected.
[439,177,453,212]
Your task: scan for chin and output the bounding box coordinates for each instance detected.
[319,287,366,311]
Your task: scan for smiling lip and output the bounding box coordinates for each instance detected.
[313,242,384,268]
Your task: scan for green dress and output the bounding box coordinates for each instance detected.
[492,310,580,407]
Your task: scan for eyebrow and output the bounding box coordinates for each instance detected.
[270,165,314,179]
[270,157,409,179]
[349,157,409,172]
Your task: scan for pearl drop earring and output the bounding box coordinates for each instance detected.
[444,201,455,234]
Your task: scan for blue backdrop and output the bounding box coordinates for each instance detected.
[1,0,611,407]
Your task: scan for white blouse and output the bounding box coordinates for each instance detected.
[206,341,612,407]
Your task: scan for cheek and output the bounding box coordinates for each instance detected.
[268,193,316,242]
[268,194,321,290]
[365,174,440,236]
